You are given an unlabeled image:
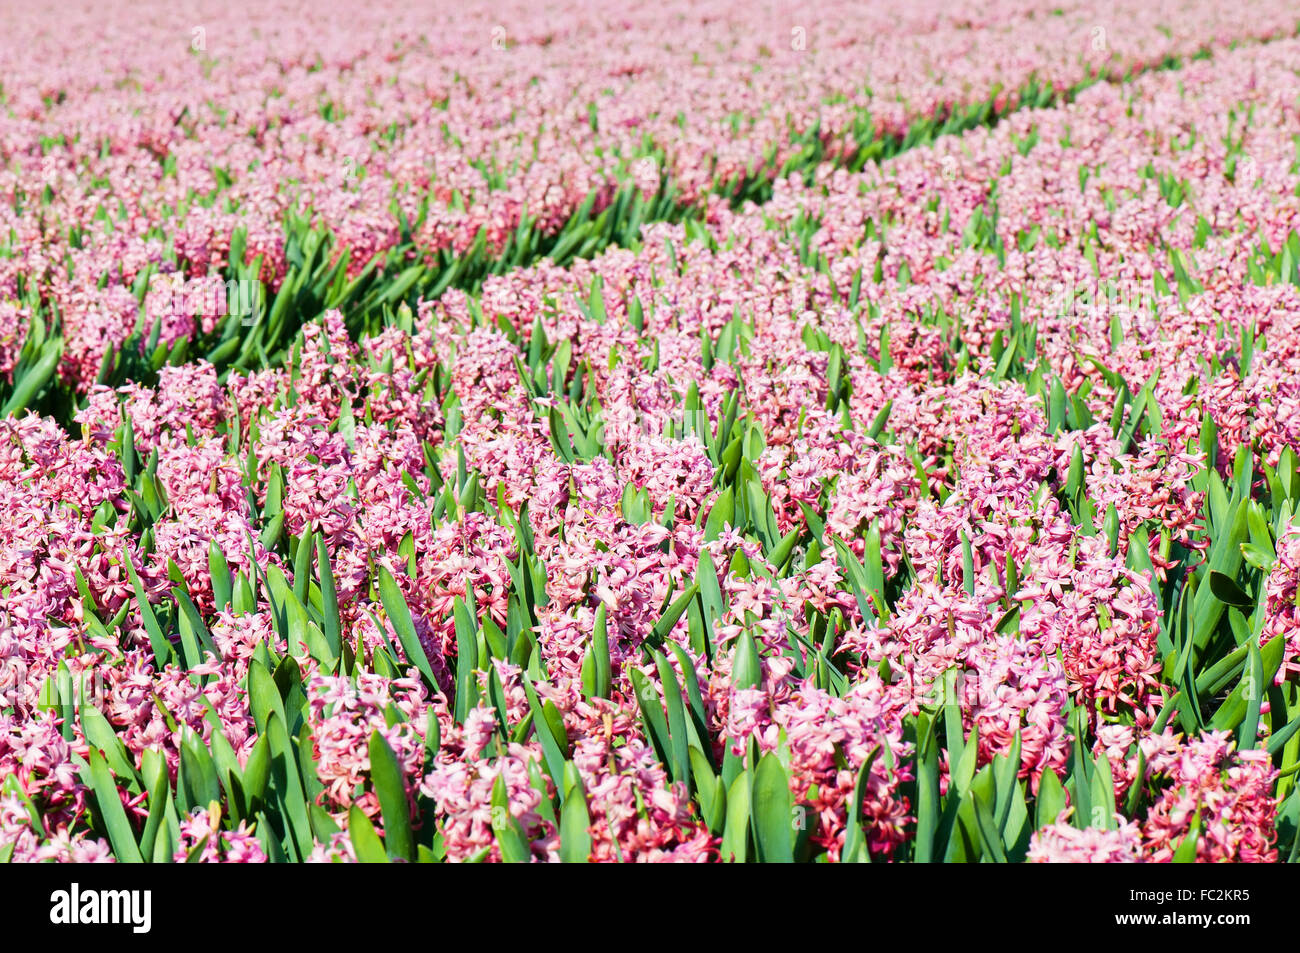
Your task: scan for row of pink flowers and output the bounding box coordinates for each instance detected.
[4,0,1300,393]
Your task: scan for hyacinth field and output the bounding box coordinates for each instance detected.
[5,1,1300,867]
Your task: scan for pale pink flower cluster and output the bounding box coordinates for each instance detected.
[1142,731,1279,863]
[1028,818,1146,863]
[1263,526,1300,682]
[421,724,555,862]
[775,677,914,858]
[566,697,712,862]
[173,807,267,863]
[308,673,431,821]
